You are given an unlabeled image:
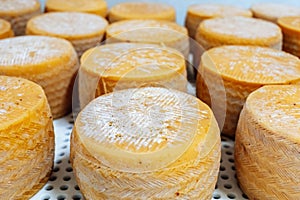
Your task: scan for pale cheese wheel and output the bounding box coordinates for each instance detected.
[195,16,282,50]
[185,4,252,38]
[79,43,187,108]
[26,12,108,57]
[45,0,107,17]
[196,45,300,136]
[0,0,41,36]
[235,85,300,199]
[71,87,221,199]
[0,36,79,118]
[108,2,176,23]
[0,19,13,39]
[106,19,189,58]
[0,75,54,199]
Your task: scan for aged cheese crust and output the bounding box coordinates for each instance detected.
[0,19,13,39]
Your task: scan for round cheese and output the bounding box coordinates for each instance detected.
[79,43,187,108]
[0,75,54,199]
[71,87,221,199]
[45,0,107,17]
[235,85,300,200]
[195,16,282,50]
[196,45,300,136]
[0,36,79,118]
[185,4,252,38]
[106,19,189,57]
[108,2,176,23]
[0,0,41,36]
[26,12,108,57]
[0,19,13,39]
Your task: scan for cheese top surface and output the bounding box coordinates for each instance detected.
[246,85,300,143]
[278,16,300,32]
[75,87,216,172]
[0,36,75,73]
[81,43,185,81]
[0,76,45,130]
[202,45,300,84]
[0,19,11,36]
[0,0,40,15]
[188,4,252,18]
[107,19,187,43]
[27,12,108,39]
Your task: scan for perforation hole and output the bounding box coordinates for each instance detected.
[45,185,53,191]
[224,184,232,189]
[60,185,68,191]
[72,194,82,200]
[227,193,236,199]
[53,166,60,172]
[63,175,71,181]
[221,174,229,180]
[57,195,66,200]
[213,194,221,199]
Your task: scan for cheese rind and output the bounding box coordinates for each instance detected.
[0,19,13,39]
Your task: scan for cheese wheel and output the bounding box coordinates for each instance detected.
[235,85,300,200]
[0,19,14,39]
[185,4,252,38]
[196,45,300,136]
[278,16,300,58]
[45,0,107,17]
[26,12,108,57]
[106,19,189,58]
[0,0,41,36]
[71,87,221,199]
[251,3,300,23]
[108,2,176,23]
[0,36,79,118]
[79,43,187,108]
[195,16,282,50]
[0,76,54,199]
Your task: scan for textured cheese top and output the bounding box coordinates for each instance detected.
[246,85,300,143]
[75,87,217,172]
[0,36,75,74]
[0,19,12,39]
[106,19,187,43]
[81,43,185,81]
[0,0,40,16]
[187,4,252,18]
[278,16,300,32]
[27,12,108,40]
[202,46,300,84]
[0,76,45,129]
[45,0,107,17]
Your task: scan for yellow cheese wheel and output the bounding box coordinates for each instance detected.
[251,3,300,23]
[71,87,221,199]
[196,45,300,136]
[0,0,41,36]
[0,19,13,39]
[278,16,300,58]
[235,85,300,199]
[185,4,252,38]
[108,2,176,23]
[106,19,189,58]
[196,16,282,50]
[0,75,54,199]
[0,36,79,118]
[45,0,107,17]
[26,12,108,57]
[79,43,187,108]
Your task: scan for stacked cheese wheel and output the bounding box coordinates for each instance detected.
[0,19,13,39]
[71,87,221,199]
[0,76,54,199]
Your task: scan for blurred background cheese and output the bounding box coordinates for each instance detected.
[26,12,108,57]
[0,19,13,39]
[0,0,41,36]
[0,75,54,199]
[71,87,221,199]
[0,36,79,118]
[235,85,300,200]
[196,45,300,136]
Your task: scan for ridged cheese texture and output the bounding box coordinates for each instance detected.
[0,0,41,36]
[108,2,176,23]
[45,0,107,17]
[0,19,13,39]
[278,16,300,58]
[26,12,108,57]
[185,4,252,38]
[106,19,189,57]
[195,16,282,50]
[71,87,221,199]
[0,36,79,119]
[235,85,300,199]
[0,76,54,199]
[251,3,300,23]
[196,45,300,136]
[79,43,187,108]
